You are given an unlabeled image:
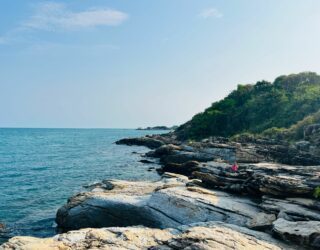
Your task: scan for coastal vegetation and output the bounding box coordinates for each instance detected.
[175,72,320,140]
[315,187,320,199]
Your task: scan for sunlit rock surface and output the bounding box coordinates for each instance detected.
[1,222,296,250]
[56,173,273,231]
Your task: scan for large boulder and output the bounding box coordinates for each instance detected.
[160,151,215,164]
[146,144,182,158]
[56,174,273,231]
[1,222,295,250]
[161,161,200,175]
[154,142,238,164]
[273,218,320,249]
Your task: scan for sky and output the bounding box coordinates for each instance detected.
[1,0,320,128]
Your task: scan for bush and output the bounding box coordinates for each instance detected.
[314,187,320,199]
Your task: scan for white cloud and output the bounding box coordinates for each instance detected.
[199,8,223,19]
[23,2,128,31]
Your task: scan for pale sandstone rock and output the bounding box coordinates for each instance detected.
[1,222,295,250]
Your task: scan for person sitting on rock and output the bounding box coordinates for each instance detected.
[231,162,238,172]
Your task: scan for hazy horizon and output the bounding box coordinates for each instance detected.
[0,127,170,129]
[1,0,320,128]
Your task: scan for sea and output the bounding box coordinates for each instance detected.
[0,128,165,243]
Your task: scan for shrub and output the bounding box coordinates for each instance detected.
[314,187,320,199]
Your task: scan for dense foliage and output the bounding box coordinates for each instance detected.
[176,72,320,140]
[314,187,320,199]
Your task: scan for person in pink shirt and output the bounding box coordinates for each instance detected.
[231,161,239,172]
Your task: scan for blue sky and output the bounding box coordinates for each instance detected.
[1,0,320,128]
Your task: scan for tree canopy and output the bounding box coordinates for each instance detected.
[175,72,320,140]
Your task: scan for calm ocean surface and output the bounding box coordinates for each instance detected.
[0,128,164,242]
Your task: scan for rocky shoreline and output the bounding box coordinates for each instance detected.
[1,134,320,249]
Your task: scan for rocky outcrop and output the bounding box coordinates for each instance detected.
[256,143,320,166]
[56,173,275,231]
[304,123,320,140]
[2,169,317,249]
[261,196,320,221]
[303,124,320,155]
[112,135,320,248]
[53,171,319,249]
[3,133,320,249]
[160,151,216,165]
[146,144,182,158]
[1,221,296,250]
[119,134,320,166]
[192,162,320,198]
[145,141,238,165]
[161,161,200,176]
[273,218,320,248]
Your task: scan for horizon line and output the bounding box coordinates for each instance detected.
[0,126,173,130]
[0,127,137,130]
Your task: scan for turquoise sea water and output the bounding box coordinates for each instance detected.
[0,128,163,242]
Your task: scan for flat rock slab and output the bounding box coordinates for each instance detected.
[1,222,296,250]
[56,174,273,231]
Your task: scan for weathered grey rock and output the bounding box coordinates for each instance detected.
[273,218,320,249]
[161,161,200,175]
[192,162,320,198]
[255,143,320,166]
[260,196,320,221]
[304,123,320,139]
[153,141,239,164]
[118,133,320,166]
[146,144,182,158]
[295,141,311,151]
[192,162,249,193]
[56,177,171,230]
[160,151,215,164]
[285,197,320,211]
[139,159,155,164]
[236,146,265,163]
[56,173,273,232]
[1,222,296,250]
[247,212,277,230]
